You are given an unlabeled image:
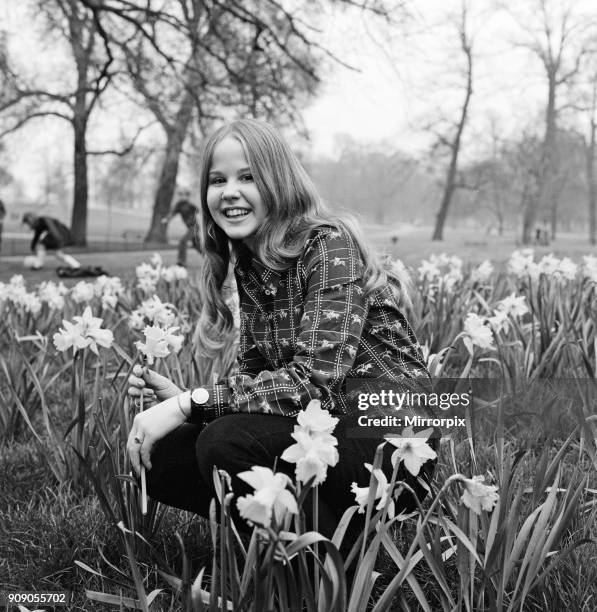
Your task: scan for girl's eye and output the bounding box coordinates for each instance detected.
[209,176,224,185]
[240,173,253,182]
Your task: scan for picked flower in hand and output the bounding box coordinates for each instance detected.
[135,324,184,364]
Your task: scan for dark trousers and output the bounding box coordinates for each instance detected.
[145,412,435,544]
[176,227,200,266]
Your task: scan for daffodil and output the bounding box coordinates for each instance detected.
[385,427,437,476]
[281,429,338,486]
[137,276,158,293]
[496,293,529,318]
[52,307,113,355]
[488,308,510,334]
[508,249,539,280]
[161,265,188,282]
[38,281,68,310]
[72,306,114,354]
[135,324,183,364]
[131,295,176,327]
[556,257,577,280]
[582,255,597,283]
[538,253,560,275]
[351,463,394,516]
[53,320,90,353]
[71,281,95,303]
[471,260,494,283]
[463,313,494,350]
[94,275,123,309]
[296,399,339,436]
[418,259,441,283]
[236,466,297,527]
[20,292,42,315]
[459,475,499,515]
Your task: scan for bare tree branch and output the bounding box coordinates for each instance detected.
[0,110,71,139]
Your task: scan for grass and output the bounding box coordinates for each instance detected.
[1,231,597,609]
[2,415,595,610]
[2,224,596,285]
[0,412,212,611]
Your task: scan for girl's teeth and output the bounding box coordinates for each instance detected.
[225,209,249,218]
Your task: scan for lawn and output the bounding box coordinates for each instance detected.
[1,231,596,611]
[2,224,595,284]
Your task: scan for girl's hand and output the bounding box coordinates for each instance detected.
[127,395,188,474]
[127,365,181,406]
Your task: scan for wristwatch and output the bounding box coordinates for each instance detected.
[190,387,210,420]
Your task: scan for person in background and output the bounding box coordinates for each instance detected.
[22,212,80,269]
[0,199,5,252]
[161,190,200,266]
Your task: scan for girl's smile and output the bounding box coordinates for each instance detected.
[206,137,267,248]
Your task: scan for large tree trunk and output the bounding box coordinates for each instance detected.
[145,91,195,243]
[70,113,88,246]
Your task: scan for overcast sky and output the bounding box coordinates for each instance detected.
[2,0,595,201]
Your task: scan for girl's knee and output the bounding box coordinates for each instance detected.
[195,417,247,478]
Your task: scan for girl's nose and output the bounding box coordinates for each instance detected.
[222,181,240,200]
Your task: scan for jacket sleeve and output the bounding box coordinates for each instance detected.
[194,228,370,422]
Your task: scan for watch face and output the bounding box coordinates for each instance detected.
[191,387,209,405]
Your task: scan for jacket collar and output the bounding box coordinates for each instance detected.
[234,250,283,296]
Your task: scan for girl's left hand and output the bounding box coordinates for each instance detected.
[127,396,187,475]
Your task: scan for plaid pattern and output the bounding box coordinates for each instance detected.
[197,225,430,422]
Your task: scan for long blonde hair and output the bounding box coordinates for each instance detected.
[195,119,412,354]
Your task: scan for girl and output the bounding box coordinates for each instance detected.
[127,119,436,541]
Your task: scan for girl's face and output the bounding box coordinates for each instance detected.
[206,136,266,251]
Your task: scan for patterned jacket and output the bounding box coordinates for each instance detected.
[195,225,431,422]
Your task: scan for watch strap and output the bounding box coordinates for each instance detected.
[188,383,230,423]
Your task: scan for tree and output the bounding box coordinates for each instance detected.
[79,0,390,243]
[505,0,594,243]
[571,59,597,244]
[430,1,474,241]
[0,0,112,245]
[585,79,597,244]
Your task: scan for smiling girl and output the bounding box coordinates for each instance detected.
[127,119,436,544]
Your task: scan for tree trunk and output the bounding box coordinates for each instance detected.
[432,179,456,241]
[431,10,472,242]
[550,201,558,240]
[70,113,88,246]
[523,72,557,244]
[588,117,596,245]
[145,91,195,243]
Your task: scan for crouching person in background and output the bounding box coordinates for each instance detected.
[22,212,81,270]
